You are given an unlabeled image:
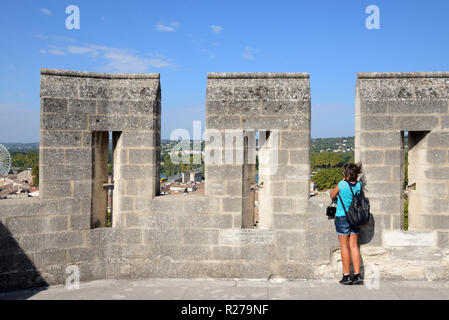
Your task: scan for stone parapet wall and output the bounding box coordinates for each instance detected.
[0,70,448,292]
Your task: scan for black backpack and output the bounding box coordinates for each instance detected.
[337,181,370,227]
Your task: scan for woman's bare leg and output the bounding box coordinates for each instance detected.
[338,235,351,274]
[349,233,361,274]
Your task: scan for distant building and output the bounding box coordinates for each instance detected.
[182,171,203,184]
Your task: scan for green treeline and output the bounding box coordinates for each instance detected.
[10,151,39,186]
[311,152,354,191]
[162,154,204,177]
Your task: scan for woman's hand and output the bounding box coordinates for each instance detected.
[330,183,340,200]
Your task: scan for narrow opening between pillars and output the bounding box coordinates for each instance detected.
[402,130,430,231]
[91,131,121,229]
[241,130,272,229]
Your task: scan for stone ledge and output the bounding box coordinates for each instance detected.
[218,229,274,245]
[207,72,309,79]
[41,68,160,79]
[383,231,436,247]
[358,72,449,79]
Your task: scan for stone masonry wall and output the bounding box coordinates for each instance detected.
[0,70,449,292]
[354,72,449,280]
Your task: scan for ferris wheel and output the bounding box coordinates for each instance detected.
[0,144,11,176]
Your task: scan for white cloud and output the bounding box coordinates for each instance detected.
[67,46,99,57]
[65,44,174,73]
[210,25,223,33]
[47,49,66,56]
[242,46,257,60]
[156,21,180,32]
[40,8,52,15]
[201,49,216,59]
[34,33,76,43]
[40,45,66,56]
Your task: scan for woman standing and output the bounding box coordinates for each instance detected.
[330,163,364,285]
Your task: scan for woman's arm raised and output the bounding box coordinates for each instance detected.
[330,183,340,200]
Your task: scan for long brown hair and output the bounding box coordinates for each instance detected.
[344,162,363,182]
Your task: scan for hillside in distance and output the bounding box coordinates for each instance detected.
[2,137,359,154]
[0,142,39,152]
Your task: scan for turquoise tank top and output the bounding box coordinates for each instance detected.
[336,180,361,217]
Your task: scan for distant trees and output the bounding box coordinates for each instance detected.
[11,151,39,187]
[311,152,345,170]
[11,151,38,170]
[311,151,355,191]
[32,164,39,187]
[312,168,343,191]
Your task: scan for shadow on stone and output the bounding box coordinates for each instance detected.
[0,222,48,298]
[358,213,375,246]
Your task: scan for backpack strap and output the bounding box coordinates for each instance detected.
[337,193,348,215]
[346,181,355,196]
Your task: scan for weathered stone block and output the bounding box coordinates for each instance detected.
[361,116,394,131]
[143,229,183,245]
[364,166,393,181]
[160,245,213,260]
[426,150,448,164]
[441,116,449,129]
[383,230,436,247]
[207,86,234,101]
[388,100,448,115]
[32,249,66,269]
[431,215,449,229]
[41,97,68,113]
[67,99,97,114]
[175,214,233,229]
[221,197,241,213]
[242,115,290,130]
[275,230,306,247]
[19,232,84,252]
[126,213,175,229]
[390,247,442,264]
[206,165,242,180]
[272,198,295,213]
[41,164,88,181]
[41,113,88,130]
[69,214,90,230]
[121,131,155,147]
[183,229,219,244]
[273,214,307,229]
[218,229,274,245]
[207,100,227,115]
[0,199,42,218]
[428,132,449,147]
[394,115,440,131]
[40,181,72,198]
[0,253,35,274]
[360,100,387,114]
[360,132,402,148]
[280,131,309,149]
[437,231,449,247]
[7,215,68,235]
[227,100,261,115]
[129,149,155,164]
[206,116,241,129]
[41,131,83,147]
[424,167,449,180]
[360,150,385,165]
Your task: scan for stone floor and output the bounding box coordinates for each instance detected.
[1,278,449,300]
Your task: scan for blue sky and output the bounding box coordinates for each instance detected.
[1,0,449,142]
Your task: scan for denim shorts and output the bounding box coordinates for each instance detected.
[335,216,360,236]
